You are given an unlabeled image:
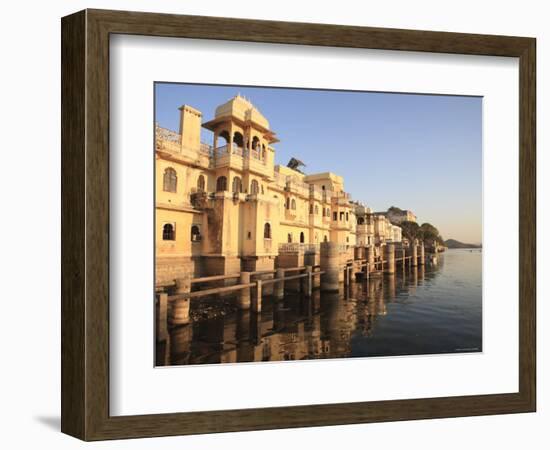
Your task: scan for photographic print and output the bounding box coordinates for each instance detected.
[154,83,482,367]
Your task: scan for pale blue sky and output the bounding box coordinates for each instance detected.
[155,83,482,244]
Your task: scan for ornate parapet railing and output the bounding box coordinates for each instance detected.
[155,124,180,143]
[200,142,213,156]
[214,144,229,157]
[303,244,320,254]
[285,177,309,197]
[273,172,288,190]
[309,184,323,201]
[278,243,320,254]
[232,144,244,156]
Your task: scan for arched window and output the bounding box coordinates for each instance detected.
[233,131,244,148]
[346,212,349,221]
[216,176,227,192]
[291,199,296,210]
[324,235,328,242]
[197,174,205,192]
[162,223,175,241]
[232,176,242,193]
[217,130,230,148]
[315,205,319,215]
[309,204,313,214]
[264,223,271,239]
[286,198,290,209]
[250,179,259,194]
[300,232,305,243]
[163,168,177,193]
[261,184,264,194]
[326,208,330,217]
[322,208,326,217]
[358,217,365,225]
[287,233,293,243]
[261,144,266,160]
[333,212,337,221]
[251,136,260,150]
[191,225,201,242]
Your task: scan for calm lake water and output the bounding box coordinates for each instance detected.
[156,249,482,366]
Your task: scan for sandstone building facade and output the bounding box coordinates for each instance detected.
[156,95,403,284]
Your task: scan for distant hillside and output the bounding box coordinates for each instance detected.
[445,239,482,249]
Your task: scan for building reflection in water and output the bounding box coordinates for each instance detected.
[157,260,444,366]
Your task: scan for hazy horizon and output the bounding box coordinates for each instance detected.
[155,83,482,244]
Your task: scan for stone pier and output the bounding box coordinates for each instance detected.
[172,275,191,326]
[419,241,425,265]
[312,266,321,289]
[385,242,395,274]
[366,245,375,273]
[274,268,285,299]
[156,293,169,341]
[276,244,305,292]
[320,242,340,292]
[411,239,419,267]
[238,272,251,310]
[301,265,313,297]
[241,256,275,295]
[252,279,262,313]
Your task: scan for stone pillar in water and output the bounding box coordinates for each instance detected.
[411,239,418,267]
[320,242,340,292]
[238,272,251,310]
[366,245,375,273]
[252,279,262,313]
[385,242,396,274]
[274,268,285,300]
[419,241,425,265]
[156,292,169,341]
[172,275,191,326]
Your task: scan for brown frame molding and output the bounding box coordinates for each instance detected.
[61,9,536,441]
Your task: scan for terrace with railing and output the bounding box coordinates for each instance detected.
[200,142,214,157]
[155,125,181,153]
[356,224,375,235]
[285,177,310,197]
[309,184,323,201]
[156,125,214,160]
[273,171,288,190]
[214,143,263,160]
[278,243,320,254]
[213,143,271,176]
[333,191,352,205]
[156,125,180,142]
[322,189,333,203]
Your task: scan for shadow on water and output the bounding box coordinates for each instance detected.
[157,249,482,366]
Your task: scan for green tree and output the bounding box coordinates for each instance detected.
[419,222,444,245]
[400,221,420,242]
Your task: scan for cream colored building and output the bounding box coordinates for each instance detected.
[155,95,363,283]
[354,203,403,247]
[386,208,417,225]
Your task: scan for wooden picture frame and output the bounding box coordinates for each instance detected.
[61,9,536,441]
